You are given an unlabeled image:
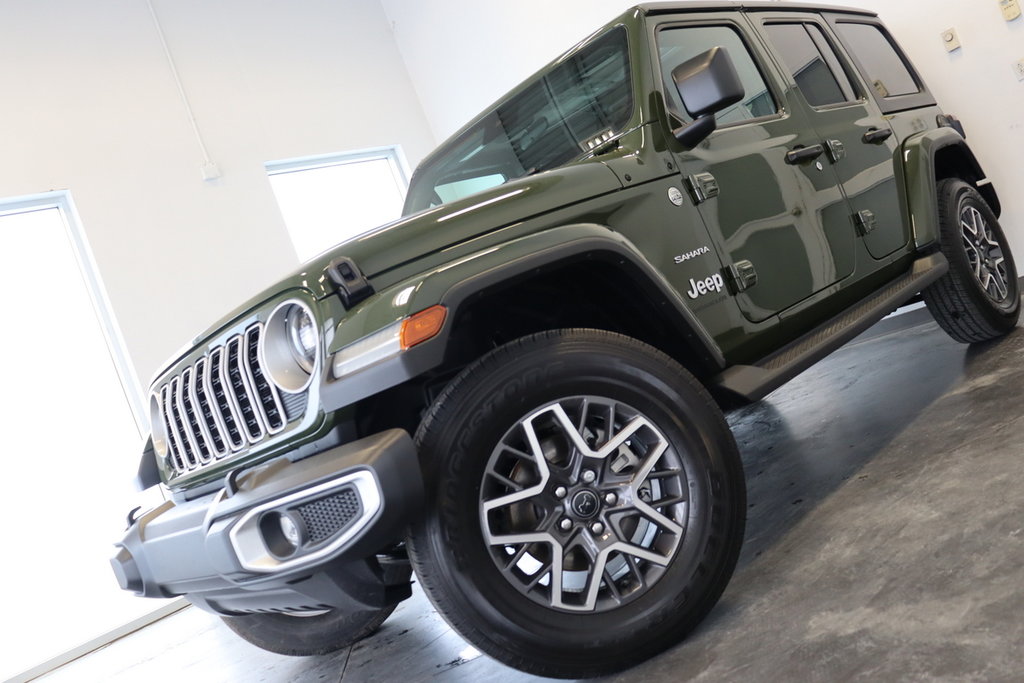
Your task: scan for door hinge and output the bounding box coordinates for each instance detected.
[825,139,846,163]
[853,209,877,236]
[724,260,758,294]
[685,172,720,205]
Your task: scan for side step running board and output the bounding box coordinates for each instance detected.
[712,252,948,404]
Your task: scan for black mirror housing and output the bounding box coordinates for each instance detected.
[671,47,745,148]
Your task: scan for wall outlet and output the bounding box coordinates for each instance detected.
[200,161,222,181]
[1015,59,1024,81]
[1000,0,1022,21]
[941,28,961,52]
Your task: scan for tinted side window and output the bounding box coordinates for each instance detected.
[835,22,919,98]
[764,23,856,107]
[658,25,777,126]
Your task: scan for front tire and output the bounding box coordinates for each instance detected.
[408,329,745,678]
[222,605,396,656]
[923,178,1020,343]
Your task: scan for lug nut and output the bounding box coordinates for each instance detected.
[554,486,567,499]
[590,522,605,535]
[604,492,617,506]
[559,518,573,531]
[581,469,597,484]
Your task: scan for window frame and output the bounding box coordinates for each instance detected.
[265,145,410,187]
[403,24,638,215]
[265,146,411,259]
[761,19,864,112]
[826,16,936,114]
[652,18,785,133]
[0,191,145,433]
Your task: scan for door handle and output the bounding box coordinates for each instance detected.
[862,127,893,144]
[785,144,825,165]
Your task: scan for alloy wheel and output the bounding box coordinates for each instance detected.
[479,396,689,613]
[961,204,1010,302]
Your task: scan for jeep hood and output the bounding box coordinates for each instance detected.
[314,160,621,282]
[179,161,622,358]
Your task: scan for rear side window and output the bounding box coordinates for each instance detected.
[764,23,857,108]
[834,22,919,98]
[658,25,778,126]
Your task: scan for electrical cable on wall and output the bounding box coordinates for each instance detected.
[145,0,221,180]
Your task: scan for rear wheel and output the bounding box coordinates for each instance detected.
[924,178,1020,342]
[408,329,745,678]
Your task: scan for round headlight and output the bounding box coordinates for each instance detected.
[150,393,168,458]
[286,305,317,374]
[262,300,319,393]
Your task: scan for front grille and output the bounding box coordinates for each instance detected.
[294,489,362,545]
[157,323,299,476]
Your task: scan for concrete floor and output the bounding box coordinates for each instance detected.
[41,310,1024,682]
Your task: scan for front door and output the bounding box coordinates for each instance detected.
[754,14,908,261]
[653,17,855,324]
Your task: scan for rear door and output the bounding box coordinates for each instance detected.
[753,12,908,261]
[652,15,855,324]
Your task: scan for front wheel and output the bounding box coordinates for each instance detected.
[408,329,746,678]
[222,605,396,656]
[923,178,1020,343]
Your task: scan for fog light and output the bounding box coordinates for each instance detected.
[279,513,301,547]
[259,511,305,558]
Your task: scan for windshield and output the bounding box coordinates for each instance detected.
[403,27,633,215]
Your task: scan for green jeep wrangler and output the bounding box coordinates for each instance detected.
[111,2,1019,678]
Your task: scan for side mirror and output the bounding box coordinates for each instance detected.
[671,47,745,148]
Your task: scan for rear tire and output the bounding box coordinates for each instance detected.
[923,178,1020,342]
[408,329,745,678]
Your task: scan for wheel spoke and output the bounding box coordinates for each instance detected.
[487,470,525,492]
[633,498,685,536]
[481,421,552,516]
[991,270,1009,300]
[525,562,552,590]
[631,440,668,484]
[602,566,623,604]
[625,554,646,590]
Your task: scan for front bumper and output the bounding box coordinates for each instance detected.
[111,429,422,615]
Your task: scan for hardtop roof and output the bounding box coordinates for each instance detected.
[638,1,876,17]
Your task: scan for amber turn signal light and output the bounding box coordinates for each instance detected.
[401,305,447,349]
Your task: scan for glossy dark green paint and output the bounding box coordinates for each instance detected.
[150,3,997,491]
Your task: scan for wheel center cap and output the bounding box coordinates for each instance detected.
[570,490,600,518]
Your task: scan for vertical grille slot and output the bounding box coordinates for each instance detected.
[160,385,187,473]
[168,377,199,469]
[244,325,285,433]
[180,368,212,464]
[193,358,228,457]
[156,313,312,477]
[210,348,245,451]
[227,335,266,442]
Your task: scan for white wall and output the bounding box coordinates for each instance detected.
[383,0,1024,252]
[830,0,1024,253]
[0,0,436,387]
[380,0,635,142]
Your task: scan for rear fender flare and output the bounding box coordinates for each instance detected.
[900,128,1000,250]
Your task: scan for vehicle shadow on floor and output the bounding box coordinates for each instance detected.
[594,321,1024,682]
